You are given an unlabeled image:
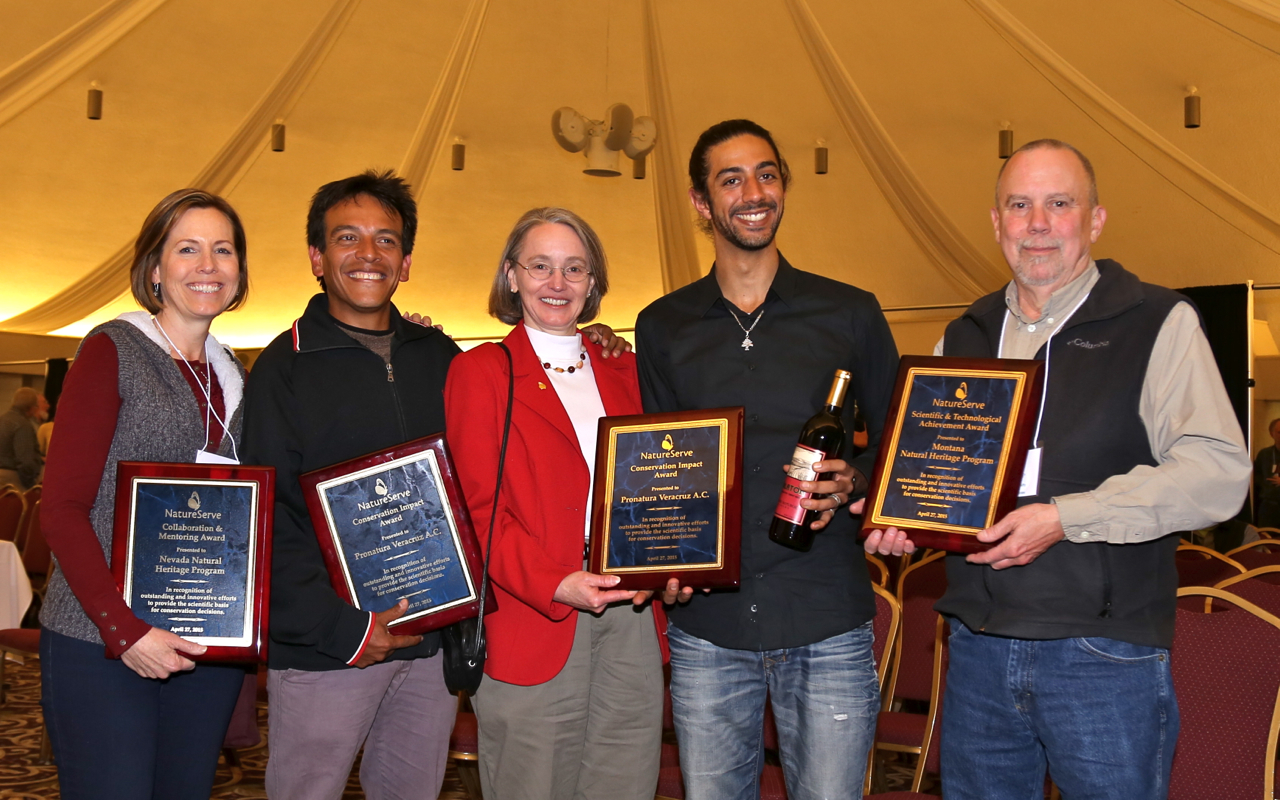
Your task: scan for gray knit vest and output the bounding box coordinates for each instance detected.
[40,321,244,644]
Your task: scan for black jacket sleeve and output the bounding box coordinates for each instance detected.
[242,345,373,665]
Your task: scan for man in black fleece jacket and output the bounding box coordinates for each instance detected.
[244,170,460,800]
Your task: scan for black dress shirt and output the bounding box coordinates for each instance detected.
[636,255,899,651]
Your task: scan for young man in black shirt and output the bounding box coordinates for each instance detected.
[636,120,898,799]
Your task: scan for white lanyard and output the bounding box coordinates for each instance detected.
[998,291,1090,496]
[153,317,239,463]
[997,290,1091,448]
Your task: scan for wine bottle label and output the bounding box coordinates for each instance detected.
[774,444,825,524]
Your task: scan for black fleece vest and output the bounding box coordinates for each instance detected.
[938,260,1186,648]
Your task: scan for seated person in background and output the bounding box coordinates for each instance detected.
[1254,417,1280,528]
[0,387,43,490]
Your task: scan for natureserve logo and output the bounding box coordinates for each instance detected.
[1066,338,1109,350]
[640,432,693,460]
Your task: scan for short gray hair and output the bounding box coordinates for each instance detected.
[11,387,37,412]
[488,208,610,326]
[995,139,1099,208]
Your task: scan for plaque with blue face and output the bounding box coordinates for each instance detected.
[111,462,274,662]
[861,356,1044,553]
[588,409,743,590]
[300,434,486,637]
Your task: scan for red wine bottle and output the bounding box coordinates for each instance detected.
[769,370,852,551]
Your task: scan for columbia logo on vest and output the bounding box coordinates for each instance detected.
[1066,338,1109,349]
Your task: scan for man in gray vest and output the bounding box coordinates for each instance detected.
[0,387,43,490]
[865,139,1250,799]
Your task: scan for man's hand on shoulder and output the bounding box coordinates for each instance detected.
[966,502,1064,569]
[582,323,633,358]
[354,599,423,668]
[403,312,449,336]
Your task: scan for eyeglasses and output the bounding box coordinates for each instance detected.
[513,260,592,283]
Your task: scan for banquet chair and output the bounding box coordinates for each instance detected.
[1225,540,1280,571]
[870,583,902,692]
[862,614,949,799]
[15,492,40,554]
[1168,587,1280,800]
[1255,527,1280,540]
[15,486,40,548]
[1214,566,1280,616]
[20,500,50,590]
[1174,543,1245,587]
[0,489,23,543]
[218,668,263,767]
[867,551,946,791]
[448,694,482,800]
[865,553,890,588]
[0,627,51,764]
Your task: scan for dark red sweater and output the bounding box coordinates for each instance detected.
[42,332,225,655]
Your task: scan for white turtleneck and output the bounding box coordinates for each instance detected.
[524,324,607,541]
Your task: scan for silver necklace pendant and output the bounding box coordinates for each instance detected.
[727,306,764,352]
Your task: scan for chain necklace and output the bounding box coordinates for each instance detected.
[726,306,764,351]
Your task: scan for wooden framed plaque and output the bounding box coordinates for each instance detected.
[111,462,274,663]
[300,434,486,637]
[861,356,1044,553]
[588,408,743,590]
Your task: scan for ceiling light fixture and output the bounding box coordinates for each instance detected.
[452,142,466,171]
[815,140,828,174]
[271,122,286,152]
[1185,87,1200,129]
[87,84,103,120]
[552,104,657,177]
[999,127,1014,159]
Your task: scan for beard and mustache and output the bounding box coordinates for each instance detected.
[709,199,784,252]
[1010,238,1069,287]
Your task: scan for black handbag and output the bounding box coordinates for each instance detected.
[441,343,514,695]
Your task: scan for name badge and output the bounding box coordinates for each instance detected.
[1018,447,1042,497]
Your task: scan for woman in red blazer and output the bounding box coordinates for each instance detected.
[444,208,667,800]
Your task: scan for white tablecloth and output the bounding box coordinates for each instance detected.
[0,541,33,630]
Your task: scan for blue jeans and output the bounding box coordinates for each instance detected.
[668,622,879,800]
[941,622,1179,800]
[40,627,246,800]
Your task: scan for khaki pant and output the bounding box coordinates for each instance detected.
[473,603,664,800]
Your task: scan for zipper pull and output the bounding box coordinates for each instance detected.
[386,363,395,383]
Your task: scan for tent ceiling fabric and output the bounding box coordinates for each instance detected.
[2,0,1279,347]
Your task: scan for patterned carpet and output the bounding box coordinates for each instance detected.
[0,655,923,798]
